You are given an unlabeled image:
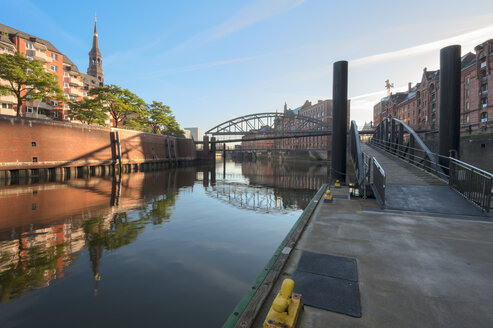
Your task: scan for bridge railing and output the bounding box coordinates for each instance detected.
[371,157,386,207]
[371,118,447,180]
[449,158,493,212]
[349,120,365,189]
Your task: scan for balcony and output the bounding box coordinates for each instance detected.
[25,49,50,63]
[69,76,84,88]
[69,88,84,98]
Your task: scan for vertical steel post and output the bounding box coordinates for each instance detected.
[439,45,461,171]
[331,60,348,182]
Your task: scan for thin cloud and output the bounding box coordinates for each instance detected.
[134,53,270,81]
[209,0,308,41]
[350,24,493,67]
[167,0,307,55]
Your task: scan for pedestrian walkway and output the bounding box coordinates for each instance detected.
[360,143,484,216]
[252,186,493,328]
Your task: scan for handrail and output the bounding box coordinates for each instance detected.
[349,120,365,187]
[371,157,386,207]
[371,117,446,180]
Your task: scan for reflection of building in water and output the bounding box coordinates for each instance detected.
[0,168,194,303]
[204,161,328,212]
[241,161,328,190]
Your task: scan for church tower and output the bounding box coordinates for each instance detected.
[87,16,104,85]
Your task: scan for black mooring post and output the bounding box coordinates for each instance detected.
[331,60,348,183]
[439,45,461,171]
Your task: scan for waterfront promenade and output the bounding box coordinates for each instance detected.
[248,184,493,327]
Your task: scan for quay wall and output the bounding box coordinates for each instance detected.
[0,115,197,172]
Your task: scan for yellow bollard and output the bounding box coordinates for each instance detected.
[334,179,341,188]
[324,190,333,202]
[263,279,302,328]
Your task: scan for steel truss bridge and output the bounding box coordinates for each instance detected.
[204,112,332,143]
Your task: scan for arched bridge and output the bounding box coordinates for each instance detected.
[205,112,331,142]
[350,117,493,215]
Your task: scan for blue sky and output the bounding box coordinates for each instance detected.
[3,0,493,132]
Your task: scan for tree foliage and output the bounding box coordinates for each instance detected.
[147,101,184,137]
[68,97,108,125]
[88,84,146,127]
[0,53,63,116]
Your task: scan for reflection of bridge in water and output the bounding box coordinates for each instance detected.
[206,182,288,213]
[203,161,329,212]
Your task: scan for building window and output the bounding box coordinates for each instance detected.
[466,89,469,98]
[466,115,470,123]
[50,65,58,72]
[466,102,470,110]
[50,53,58,61]
[53,111,59,118]
[481,112,488,123]
[466,77,470,85]
[51,100,58,106]
[26,106,33,113]
[25,40,33,50]
[63,82,69,88]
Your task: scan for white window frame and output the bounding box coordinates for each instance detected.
[50,53,58,61]
[25,40,33,50]
[53,111,59,118]
[26,106,34,113]
[50,65,58,72]
[51,100,58,106]
[63,82,69,88]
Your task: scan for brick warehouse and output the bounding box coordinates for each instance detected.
[373,39,493,133]
[0,19,104,122]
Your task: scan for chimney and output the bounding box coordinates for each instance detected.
[408,82,412,92]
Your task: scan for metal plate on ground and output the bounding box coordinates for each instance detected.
[297,251,358,282]
[332,195,349,199]
[292,270,361,317]
[385,184,485,216]
[292,251,361,317]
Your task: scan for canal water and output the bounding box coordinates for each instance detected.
[0,160,328,327]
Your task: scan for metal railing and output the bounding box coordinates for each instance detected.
[372,116,493,213]
[371,117,447,180]
[371,158,386,207]
[449,158,493,212]
[349,120,365,189]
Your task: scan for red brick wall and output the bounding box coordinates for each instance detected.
[0,115,196,170]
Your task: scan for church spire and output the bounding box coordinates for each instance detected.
[88,14,104,85]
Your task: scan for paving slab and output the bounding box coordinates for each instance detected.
[252,186,493,328]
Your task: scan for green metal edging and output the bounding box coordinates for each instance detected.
[222,183,327,328]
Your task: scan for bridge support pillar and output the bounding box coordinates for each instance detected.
[331,60,348,183]
[439,45,461,170]
[203,135,209,156]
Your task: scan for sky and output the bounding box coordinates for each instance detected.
[2,0,493,133]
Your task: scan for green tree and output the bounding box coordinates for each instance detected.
[89,84,146,127]
[0,53,63,117]
[68,97,108,125]
[147,101,184,137]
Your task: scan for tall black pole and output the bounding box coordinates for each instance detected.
[439,45,461,170]
[331,60,348,183]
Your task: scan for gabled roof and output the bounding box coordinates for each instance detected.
[461,52,476,71]
[425,70,439,81]
[63,56,80,73]
[0,33,15,47]
[0,23,62,54]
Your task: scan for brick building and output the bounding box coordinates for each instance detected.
[0,19,104,121]
[241,99,350,152]
[373,39,493,133]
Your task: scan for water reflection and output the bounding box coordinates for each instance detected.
[0,160,328,327]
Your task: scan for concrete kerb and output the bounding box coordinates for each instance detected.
[222,184,328,328]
